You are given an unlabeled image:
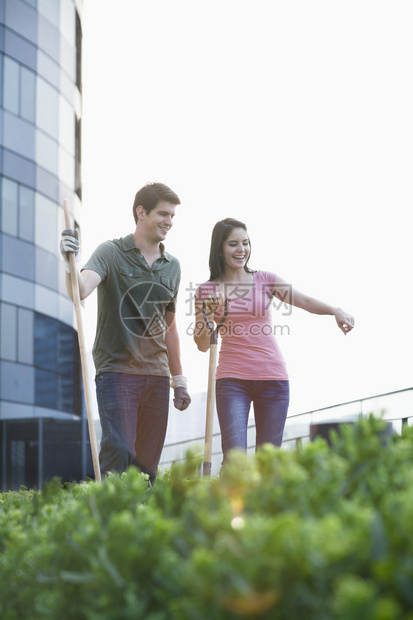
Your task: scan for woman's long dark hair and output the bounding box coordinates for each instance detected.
[208,218,253,281]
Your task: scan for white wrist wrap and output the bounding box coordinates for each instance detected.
[171,375,188,389]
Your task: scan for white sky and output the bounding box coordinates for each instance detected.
[79,0,413,417]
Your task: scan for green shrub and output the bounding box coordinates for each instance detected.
[1,415,413,619]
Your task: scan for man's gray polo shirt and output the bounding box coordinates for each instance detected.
[83,234,181,377]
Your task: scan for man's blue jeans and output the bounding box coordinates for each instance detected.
[216,378,290,460]
[95,373,170,481]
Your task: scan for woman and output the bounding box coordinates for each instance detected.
[194,218,354,462]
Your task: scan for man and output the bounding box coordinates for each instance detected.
[61,182,191,481]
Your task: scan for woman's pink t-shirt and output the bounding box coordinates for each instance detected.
[196,271,288,381]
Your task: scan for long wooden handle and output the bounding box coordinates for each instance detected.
[203,343,218,477]
[63,200,101,482]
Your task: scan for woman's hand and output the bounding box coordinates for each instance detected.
[194,292,227,352]
[334,308,355,335]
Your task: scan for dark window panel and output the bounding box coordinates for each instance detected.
[35,247,58,291]
[17,307,33,364]
[0,360,34,403]
[4,27,37,71]
[2,234,35,280]
[4,0,37,45]
[0,301,17,360]
[75,11,82,92]
[34,313,81,415]
[3,112,36,160]
[19,185,35,242]
[2,149,36,187]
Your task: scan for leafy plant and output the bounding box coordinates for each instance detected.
[1,415,413,619]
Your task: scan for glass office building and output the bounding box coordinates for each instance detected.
[0,0,92,489]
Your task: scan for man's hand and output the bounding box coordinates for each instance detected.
[172,375,191,411]
[334,308,355,335]
[60,228,79,272]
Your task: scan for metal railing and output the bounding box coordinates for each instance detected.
[159,387,413,476]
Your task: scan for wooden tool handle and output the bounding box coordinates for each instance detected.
[203,343,218,476]
[63,200,101,481]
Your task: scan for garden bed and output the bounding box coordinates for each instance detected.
[1,415,413,619]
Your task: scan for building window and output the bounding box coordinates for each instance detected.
[75,115,82,199]
[1,177,18,236]
[10,440,26,489]
[3,56,19,114]
[34,313,82,415]
[36,76,58,139]
[76,11,82,93]
[2,56,36,123]
[21,66,36,123]
[35,193,58,252]
[19,185,35,242]
[1,178,35,241]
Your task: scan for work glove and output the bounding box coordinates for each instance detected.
[171,375,191,411]
[60,229,79,273]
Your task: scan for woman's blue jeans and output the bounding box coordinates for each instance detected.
[216,378,290,460]
[95,373,170,481]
